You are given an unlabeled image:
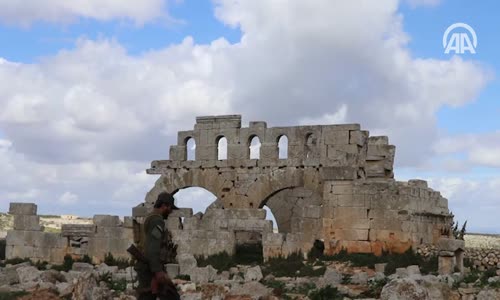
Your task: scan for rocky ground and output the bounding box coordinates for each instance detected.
[1,253,500,300]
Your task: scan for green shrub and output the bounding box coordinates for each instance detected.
[98,271,127,292]
[361,278,388,298]
[75,254,93,264]
[234,243,263,265]
[33,260,49,270]
[51,254,74,272]
[196,244,263,272]
[175,274,191,281]
[0,239,5,260]
[0,291,29,300]
[263,251,305,277]
[104,252,131,270]
[309,285,344,300]
[196,251,236,271]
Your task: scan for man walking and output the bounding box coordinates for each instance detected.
[134,192,180,300]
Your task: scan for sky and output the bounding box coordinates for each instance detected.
[0,0,498,233]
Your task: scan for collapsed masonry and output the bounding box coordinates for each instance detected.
[135,115,453,259]
[5,203,133,263]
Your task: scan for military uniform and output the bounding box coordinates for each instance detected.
[134,213,174,300]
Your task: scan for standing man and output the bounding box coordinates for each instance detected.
[135,192,180,300]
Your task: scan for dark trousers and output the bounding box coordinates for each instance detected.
[135,261,175,300]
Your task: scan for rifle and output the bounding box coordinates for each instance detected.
[127,244,180,300]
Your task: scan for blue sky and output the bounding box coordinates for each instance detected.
[0,0,499,233]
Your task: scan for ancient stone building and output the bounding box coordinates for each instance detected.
[6,203,133,263]
[137,115,452,258]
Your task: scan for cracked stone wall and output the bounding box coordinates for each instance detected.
[140,115,452,259]
[5,203,133,263]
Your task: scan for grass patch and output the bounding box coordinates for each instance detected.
[0,257,31,267]
[104,252,132,270]
[361,278,388,298]
[308,285,344,300]
[51,254,74,272]
[0,239,5,260]
[0,291,29,300]
[321,248,438,275]
[197,251,236,271]
[196,243,264,272]
[175,274,191,281]
[98,271,127,292]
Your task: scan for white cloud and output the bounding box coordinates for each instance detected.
[59,191,79,205]
[0,0,169,26]
[428,176,500,233]
[299,105,348,126]
[434,132,500,168]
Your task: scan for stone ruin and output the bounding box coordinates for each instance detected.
[5,203,133,264]
[134,115,453,259]
[4,114,455,264]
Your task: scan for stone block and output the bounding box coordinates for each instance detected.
[333,229,369,241]
[169,145,187,161]
[303,205,321,219]
[322,129,350,145]
[123,217,134,228]
[328,144,359,155]
[132,204,149,218]
[13,215,41,231]
[6,230,27,246]
[320,167,357,180]
[61,224,96,237]
[9,203,37,215]
[169,208,194,219]
[330,182,354,195]
[368,136,388,145]
[166,264,180,278]
[350,130,368,146]
[375,263,387,273]
[93,215,122,227]
[437,238,465,252]
[166,217,183,230]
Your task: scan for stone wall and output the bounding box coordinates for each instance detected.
[141,115,452,259]
[5,203,133,264]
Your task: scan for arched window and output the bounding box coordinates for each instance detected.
[186,137,196,161]
[305,133,316,158]
[217,136,228,160]
[249,136,261,159]
[278,135,288,159]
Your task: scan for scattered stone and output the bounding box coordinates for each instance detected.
[407,265,421,277]
[322,267,342,286]
[72,262,94,273]
[244,266,263,282]
[375,263,387,274]
[178,254,197,275]
[229,281,271,299]
[16,266,42,284]
[351,271,368,285]
[56,282,73,297]
[380,278,430,300]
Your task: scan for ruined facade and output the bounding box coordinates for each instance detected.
[138,115,452,258]
[6,203,133,263]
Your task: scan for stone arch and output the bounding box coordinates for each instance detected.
[259,186,322,235]
[248,135,261,159]
[144,170,226,207]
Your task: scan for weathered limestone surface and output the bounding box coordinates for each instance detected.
[6,208,132,264]
[140,115,452,259]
